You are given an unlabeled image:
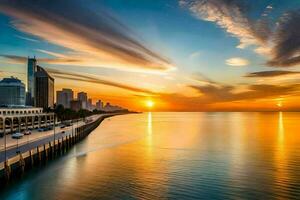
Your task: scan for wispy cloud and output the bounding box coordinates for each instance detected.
[189,51,201,60]
[267,10,300,67]
[226,57,249,66]
[244,70,300,78]
[0,0,175,72]
[189,83,300,103]
[180,0,271,49]
[15,35,39,42]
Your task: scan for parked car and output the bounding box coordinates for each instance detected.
[61,125,66,129]
[38,128,44,132]
[23,130,31,135]
[61,131,65,134]
[12,132,24,139]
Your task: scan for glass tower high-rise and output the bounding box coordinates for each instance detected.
[26,57,37,106]
[35,65,54,109]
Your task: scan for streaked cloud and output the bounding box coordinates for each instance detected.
[0,0,175,72]
[180,0,300,67]
[189,83,300,103]
[46,68,156,95]
[180,0,271,49]
[267,10,300,67]
[226,57,249,66]
[15,35,39,42]
[244,70,300,78]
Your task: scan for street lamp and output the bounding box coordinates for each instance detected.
[53,114,56,146]
[3,118,7,163]
[16,138,20,154]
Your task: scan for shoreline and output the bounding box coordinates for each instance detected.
[0,113,124,186]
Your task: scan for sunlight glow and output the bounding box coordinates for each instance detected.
[146,100,154,109]
[277,102,282,108]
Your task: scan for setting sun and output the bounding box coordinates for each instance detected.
[146,100,154,109]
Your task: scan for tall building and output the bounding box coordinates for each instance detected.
[56,88,74,108]
[96,100,103,110]
[0,77,25,106]
[35,65,54,109]
[26,57,37,106]
[70,100,82,111]
[78,92,87,109]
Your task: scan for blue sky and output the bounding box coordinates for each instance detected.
[0,0,300,111]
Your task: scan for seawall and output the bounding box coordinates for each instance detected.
[0,114,116,186]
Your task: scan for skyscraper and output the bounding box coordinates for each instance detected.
[56,88,74,108]
[78,92,87,109]
[0,77,25,106]
[26,57,37,106]
[35,65,54,109]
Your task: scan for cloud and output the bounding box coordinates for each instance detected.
[0,0,174,72]
[226,57,249,66]
[244,70,300,78]
[0,54,27,64]
[189,83,300,103]
[180,0,271,49]
[46,68,156,95]
[0,54,82,65]
[15,35,39,42]
[267,10,300,67]
[180,1,300,67]
[189,51,201,59]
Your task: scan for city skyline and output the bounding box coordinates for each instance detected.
[0,56,124,112]
[0,0,300,111]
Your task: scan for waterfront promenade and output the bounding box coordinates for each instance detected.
[0,114,113,164]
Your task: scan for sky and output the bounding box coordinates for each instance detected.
[0,0,300,111]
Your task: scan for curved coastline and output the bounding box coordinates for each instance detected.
[0,113,123,185]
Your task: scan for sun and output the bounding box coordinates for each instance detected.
[277,102,282,108]
[146,100,154,109]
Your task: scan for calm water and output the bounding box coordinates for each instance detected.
[1,112,300,200]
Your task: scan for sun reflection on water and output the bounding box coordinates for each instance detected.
[147,112,153,154]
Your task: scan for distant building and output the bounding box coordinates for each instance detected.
[78,92,87,109]
[103,102,124,112]
[56,88,74,108]
[26,57,37,106]
[96,100,103,110]
[70,100,82,111]
[35,65,54,109]
[87,98,93,111]
[0,77,25,106]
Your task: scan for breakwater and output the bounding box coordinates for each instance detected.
[0,114,115,186]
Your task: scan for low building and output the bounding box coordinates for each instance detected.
[103,103,124,112]
[0,77,25,106]
[0,107,55,134]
